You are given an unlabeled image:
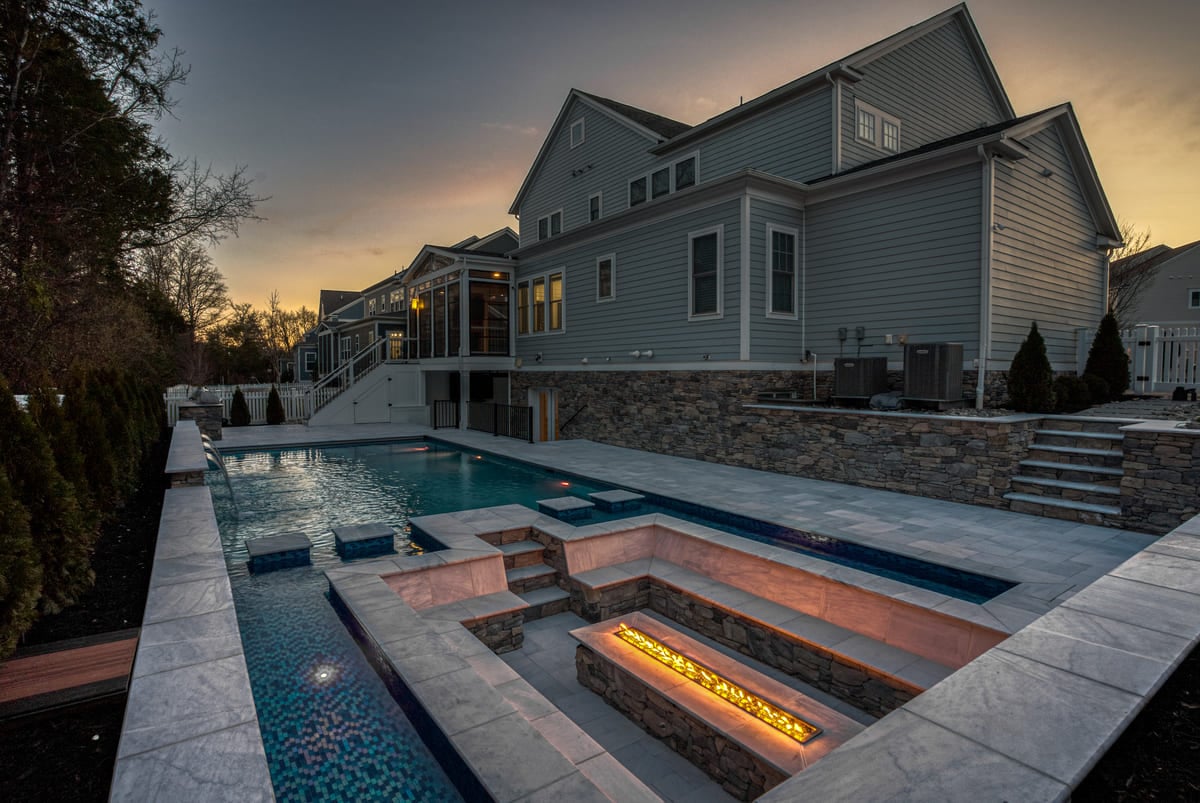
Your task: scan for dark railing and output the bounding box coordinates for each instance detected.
[559,404,587,433]
[431,399,459,429]
[467,402,533,443]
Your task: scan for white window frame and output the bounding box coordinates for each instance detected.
[688,225,724,320]
[765,223,799,319]
[536,209,564,241]
[339,336,352,362]
[517,268,567,336]
[596,254,616,302]
[1190,288,1200,309]
[570,117,585,148]
[367,298,377,315]
[589,192,602,222]
[628,151,701,211]
[854,100,901,153]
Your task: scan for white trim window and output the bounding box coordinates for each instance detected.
[1190,288,1200,309]
[596,254,615,302]
[766,224,799,318]
[339,336,352,362]
[855,100,901,153]
[589,192,602,222]
[390,289,403,312]
[570,117,585,148]
[629,151,700,209]
[537,210,563,241]
[688,226,723,319]
[517,269,566,334]
[367,298,377,315]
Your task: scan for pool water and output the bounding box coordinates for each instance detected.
[210,439,1013,800]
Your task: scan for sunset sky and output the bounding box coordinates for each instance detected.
[145,0,1200,311]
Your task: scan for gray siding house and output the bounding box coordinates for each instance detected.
[1122,241,1200,326]
[503,3,1119,423]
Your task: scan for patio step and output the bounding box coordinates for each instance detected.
[518,586,571,622]
[1034,428,1123,442]
[1003,492,1122,517]
[1011,476,1120,496]
[1018,459,1123,477]
[497,540,545,570]
[506,563,558,594]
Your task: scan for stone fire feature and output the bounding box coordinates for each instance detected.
[572,612,864,800]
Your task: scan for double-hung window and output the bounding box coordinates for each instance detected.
[596,254,615,301]
[689,227,722,318]
[537,210,563,241]
[570,117,585,148]
[767,224,798,317]
[517,270,565,333]
[589,193,601,222]
[855,100,901,153]
[339,336,352,362]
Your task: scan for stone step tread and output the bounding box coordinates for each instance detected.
[1028,443,1122,458]
[1035,429,1124,441]
[1003,493,1122,516]
[506,564,557,583]
[1018,460,1124,477]
[517,586,571,607]
[1011,475,1121,495]
[496,541,544,558]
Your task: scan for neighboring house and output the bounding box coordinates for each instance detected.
[1120,240,1200,326]
[294,329,319,383]
[502,2,1119,424]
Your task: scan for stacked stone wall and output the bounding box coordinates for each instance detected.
[513,370,1035,508]
[576,644,787,801]
[1121,429,1200,534]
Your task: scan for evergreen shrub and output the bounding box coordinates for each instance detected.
[0,468,41,658]
[266,385,285,425]
[1007,322,1056,412]
[1084,313,1130,401]
[230,387,251,426]
[1053,375,1092,413]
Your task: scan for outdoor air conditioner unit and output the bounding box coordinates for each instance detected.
[833,356,889,400]
[904,343,963,404]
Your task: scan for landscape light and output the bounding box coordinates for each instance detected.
[615,623,820,744]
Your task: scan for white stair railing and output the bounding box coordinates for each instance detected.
[310,337,389,414]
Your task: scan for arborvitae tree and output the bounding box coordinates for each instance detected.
[1008,322,1056,412]
[0,377,93,613]
[1053,375,1092,414]
[1084,312,1130,401]
[0,468,41,658]
[266,385,285,425]
[62,370,120,518]
[230,387,251,426]
[28,386,96,529]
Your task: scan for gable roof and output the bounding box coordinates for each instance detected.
[319,289,360,318]
[1112,240,1200,272]
[650,3,1012,156]
[508,89,691,214]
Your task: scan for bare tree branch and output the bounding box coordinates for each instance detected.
[1108,220,1159,327]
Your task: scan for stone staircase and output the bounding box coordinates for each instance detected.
[496,540,571,621]
[1004,417,1126,521]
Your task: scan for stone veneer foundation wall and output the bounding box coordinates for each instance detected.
[1121,428,1200,533]
[513,370,1037,509]
[576,644,787,801]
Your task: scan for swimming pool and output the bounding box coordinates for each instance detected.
[210,439,1013,800]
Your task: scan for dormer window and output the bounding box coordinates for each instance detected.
[537,210,563,241]
[570,118,585,148]
[855,100,901,153]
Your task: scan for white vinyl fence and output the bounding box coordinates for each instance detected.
[1077,325,1200,394]
[165,384,312,426]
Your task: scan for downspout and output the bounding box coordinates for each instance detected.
[976,145,996,411]
[827,72,842,174]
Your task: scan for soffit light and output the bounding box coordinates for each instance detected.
[615,623,820,744]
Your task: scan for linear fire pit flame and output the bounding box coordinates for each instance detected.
[614,622,821,744]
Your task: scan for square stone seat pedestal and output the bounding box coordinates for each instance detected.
[589,490,645,511]
[332,522,396,558]
[245,531,312,573]
[537,496,595,521]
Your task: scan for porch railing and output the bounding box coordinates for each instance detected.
[431,399,460,429]
[467,402,533,443]
[1077,324,1200,393]
[311,337,387,414]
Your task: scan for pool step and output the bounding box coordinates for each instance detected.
[518,586,571,622]
[506,563,558,594]
[497,540,545,570]
[1003,492,1122,518]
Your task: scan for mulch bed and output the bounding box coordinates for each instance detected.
[0,439,165,803]
[0,431,1196,801]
